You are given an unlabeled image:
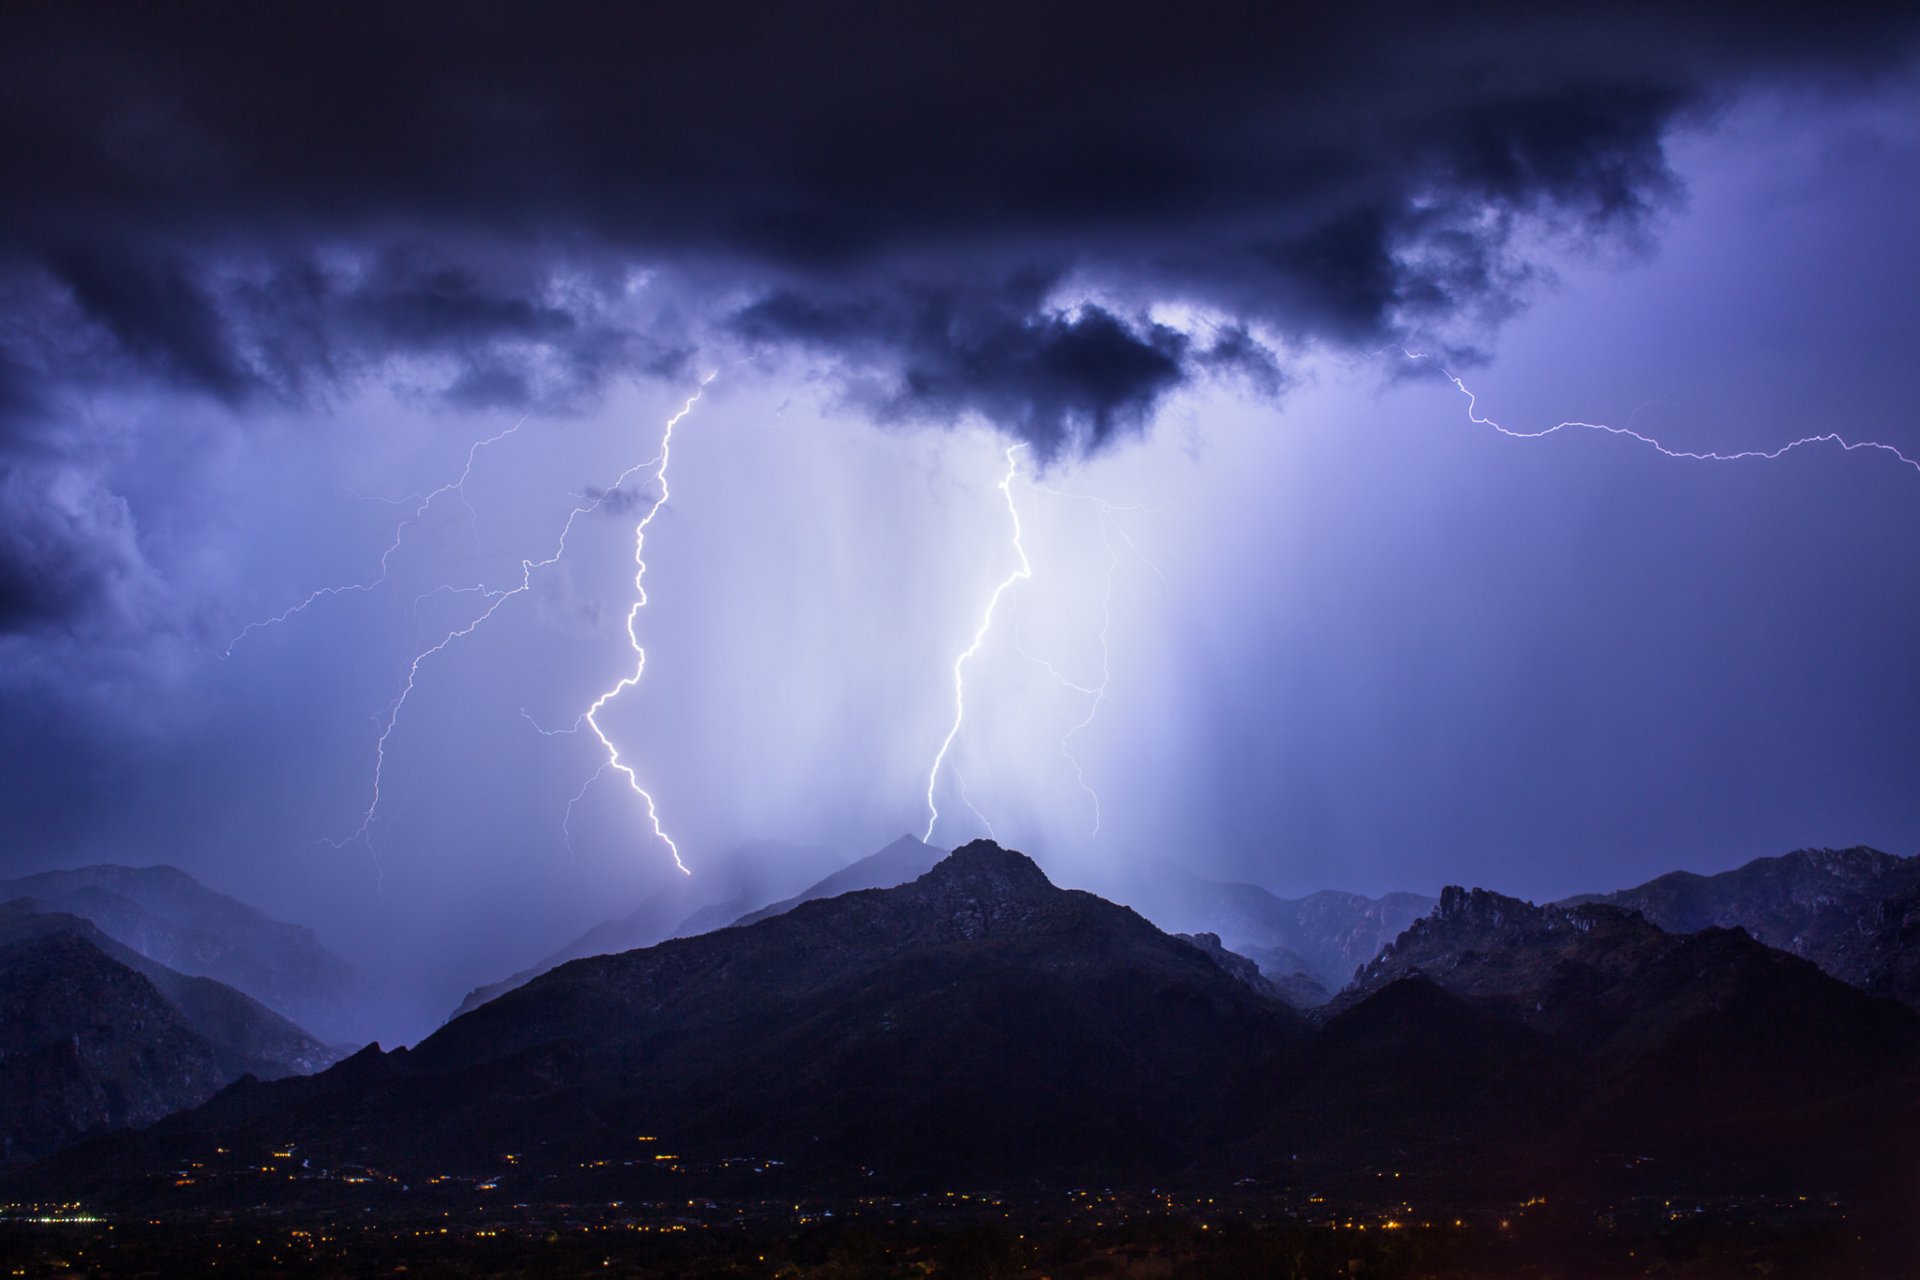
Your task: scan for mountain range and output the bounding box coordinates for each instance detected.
[1564,845,1920,1010]
[1116,861,1435,998]
[13,840,1917,1224]
[5,838,1918,1226]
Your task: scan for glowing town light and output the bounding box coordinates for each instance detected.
[923,444,1033,844]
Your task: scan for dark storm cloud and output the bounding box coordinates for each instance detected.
[733,279,1191,457]
[1,0,1915,628]
[0,462,156,636]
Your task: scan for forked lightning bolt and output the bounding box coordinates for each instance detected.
[1013,477,1168,837]
[1393,348,1920,476]
[575,374,714,875]
[221,417,528,657]
[924,444,1167,844]
[1011,511,1118,835]
[923,444,1033,844]
[335,381,711,869]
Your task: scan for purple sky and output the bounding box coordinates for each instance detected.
[1,6,1916,1037]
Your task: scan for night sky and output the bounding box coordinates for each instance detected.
[3,3,1918,1038]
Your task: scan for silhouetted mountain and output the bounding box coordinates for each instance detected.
[0,902,338,1163]
[29,842,1303,1199]
[0,865,370,1045]
[1564,845,1920,1010]
[1327,884,1920,1196]
[1250,976,1578,1182]
[1122,862,1433,997]
[732,834,941,927]
[13,853,1919,1221]
[449,839,845,1018]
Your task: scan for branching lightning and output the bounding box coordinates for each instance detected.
[574,376,715,876]
[922,444,1033,844]
[221,417,528,657]
[323,381,711,871]
[921,444,1165,845]
[1011,511,1119,835]
[1392,348,1920,476]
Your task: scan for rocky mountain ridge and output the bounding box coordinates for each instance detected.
[1564,845,1920,1009]
[0,902,338,1163]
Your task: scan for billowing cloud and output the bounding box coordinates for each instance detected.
[0,461,161,636]
[1,1,1916,629]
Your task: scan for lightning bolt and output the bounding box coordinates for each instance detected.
[923,444,1172,845]
[575,374,715,876]
[220,417,528,657]
[1011,475,1169,837]
[1392,348,1920,476]
[335,380,711,871]
[1011,510,1118,835]
[923,444,1033,845]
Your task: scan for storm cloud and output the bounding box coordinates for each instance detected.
[1,0,1916,631]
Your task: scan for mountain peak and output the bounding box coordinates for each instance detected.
[921,839,1054,895]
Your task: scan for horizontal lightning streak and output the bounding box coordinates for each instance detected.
[1392,348,1920,476]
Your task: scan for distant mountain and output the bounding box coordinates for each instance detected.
[1564,846,1920,1010]
[731,833,940,927]
[449,839,849,1019]
[0,902,338,1163]
[1175,931,1327,1008]
[36,841,1304,1198]
[1318,884,1920,1193]
[0,865,370,1045]
[1122,862,1433,997]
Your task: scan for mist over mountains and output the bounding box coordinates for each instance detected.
[0,865,372,1045]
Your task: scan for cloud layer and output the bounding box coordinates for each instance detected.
[2,1,1917,633]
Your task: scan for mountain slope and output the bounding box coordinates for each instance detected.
[731,834,940,927]
[0,865,369,1044]
[1332,884,1920,1195]
[40,841,1305,1197]
[0,904,339,1163]
[449,839,846,1018]
[1564,846,1920,1009]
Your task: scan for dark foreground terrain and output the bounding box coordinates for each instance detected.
[3,1183,1912,1279]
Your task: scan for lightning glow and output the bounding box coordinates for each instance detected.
[1393,348,1920,475]
[220,417,528,657]
[576,376,716,876]
[334,381,711,869]
[922,444,1033,845]
[1011,475,1169,837]
[1017,511,1119,835]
